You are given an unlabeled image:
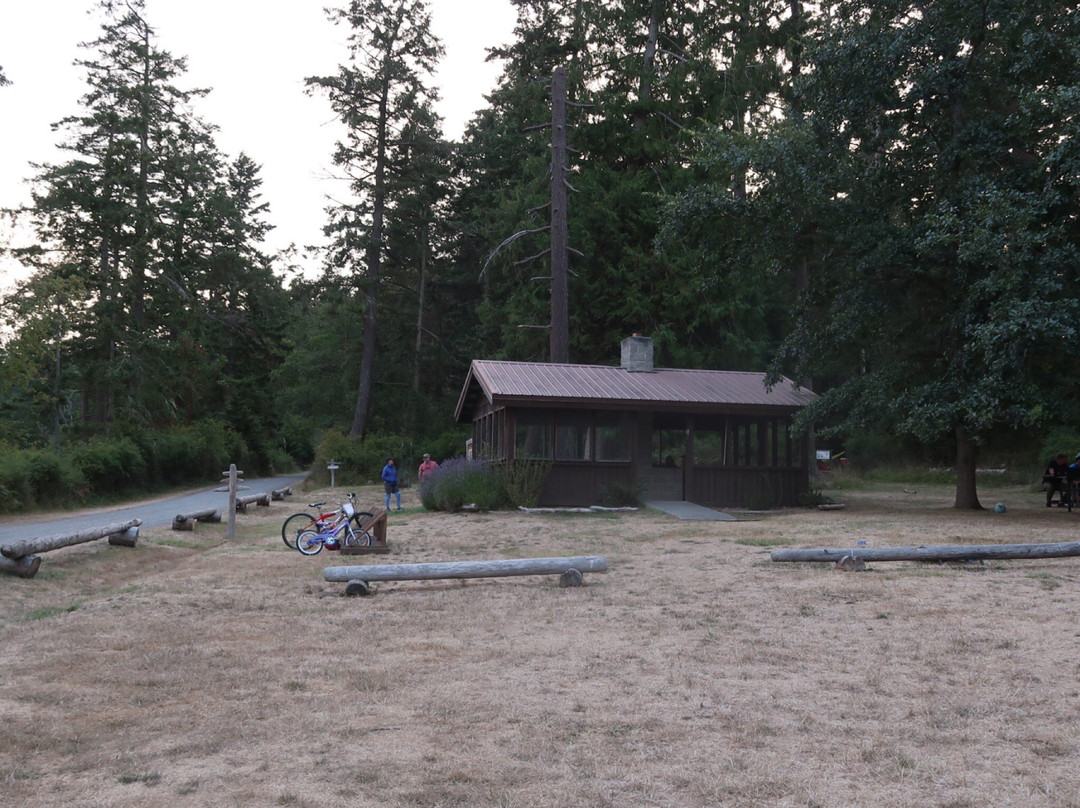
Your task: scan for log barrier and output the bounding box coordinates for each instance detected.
[0,519,142,579]
[771,540,1080,565]
[271,486,293,501]
[2,519,142,560]
[0,555,42,579]
[235,492,271,512]
[172,508,223,531]
[325,555,609,596]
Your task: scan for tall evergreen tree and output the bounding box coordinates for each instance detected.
[11,0,290,460]
[667,0,1080,508]
[306,0,445,439]
[455,0,799,368]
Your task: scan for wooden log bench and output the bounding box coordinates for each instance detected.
[0,519,142,579]
[340,508,390,555]
[271,486,293,501]
[771,540,1080,566]
[324,554,609,596]
[171,508,223,531]
[235,492,272,513]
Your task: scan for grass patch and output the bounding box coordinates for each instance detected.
[25,602,81,621]
[118,772,161,785]
[734,537,790,547]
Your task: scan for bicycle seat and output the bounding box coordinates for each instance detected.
[308,501,327,508]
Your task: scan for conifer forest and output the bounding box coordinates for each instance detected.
[1,0,1078,509]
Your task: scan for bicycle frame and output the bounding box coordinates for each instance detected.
[296,500,373,555]
[282,494,360,550]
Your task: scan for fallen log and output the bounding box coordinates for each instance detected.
[235,492,271,512]
[172,508,222,531]
[0,554,42,578]
[325,555,609,587]
[271,486,293,501]
[108,526,140,548]
[771,540,1080,564]
[1,519,142,560]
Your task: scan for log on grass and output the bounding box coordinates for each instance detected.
[771,540,1080,564]
[1,519,143,560]
[172,508,222,530]
[108,526,140,548]
[271,487,293,501]
[0,554,42,578]
[325,555,609,584]
[235,492,271,512]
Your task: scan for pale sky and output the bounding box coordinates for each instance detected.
[0,0,517,288]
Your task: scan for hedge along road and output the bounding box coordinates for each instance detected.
[0,474,308,546]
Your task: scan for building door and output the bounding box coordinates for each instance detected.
[638,420,687,501]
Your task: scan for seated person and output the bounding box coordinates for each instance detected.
[1045,452,1070,507]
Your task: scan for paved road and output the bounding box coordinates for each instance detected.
[0,474,308,545]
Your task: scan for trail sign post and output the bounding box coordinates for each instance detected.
[220,465,244,538]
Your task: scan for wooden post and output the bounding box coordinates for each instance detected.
[324,555,608,584]
[221,465,242,539]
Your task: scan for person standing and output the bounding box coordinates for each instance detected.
[382,457,402,511]
[418,452,439,483]
[1044,452,1069,507]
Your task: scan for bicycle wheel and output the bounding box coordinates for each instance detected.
[296,530,323,555]
[281,512,316,549]
[342,525,372,549]
[351,510,375,528]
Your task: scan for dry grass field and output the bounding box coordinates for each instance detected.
[3,480,1080,808]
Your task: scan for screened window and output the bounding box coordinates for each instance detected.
[595,413,629,462]
[694,429,726,467]
[516,411,553,460]
[555,413,592,461]
[652,429,684,467]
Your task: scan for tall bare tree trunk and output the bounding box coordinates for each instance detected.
[953,424,983,510]
[550,65,570,364]
[350,72,391,439]
[414,222,427,395]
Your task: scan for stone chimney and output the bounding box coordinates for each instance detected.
[620,334,654,372]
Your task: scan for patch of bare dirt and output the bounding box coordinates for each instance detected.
[3,482,1079,807]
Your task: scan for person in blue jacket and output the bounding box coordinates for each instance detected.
[381,457,402,511]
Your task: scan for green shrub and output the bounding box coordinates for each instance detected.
[597,480,643,507]
[419,457,505,512]
[312,430,412,487]
[495,459,551,508]
[797,489,832,508]
[71,437,147,496]
[0,446,72,512]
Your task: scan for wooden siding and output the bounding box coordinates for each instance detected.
[538,462,636,508]
[688,467,809,508]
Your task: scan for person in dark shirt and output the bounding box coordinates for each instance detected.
[381,457,402,511]
[1044,452,1069,507]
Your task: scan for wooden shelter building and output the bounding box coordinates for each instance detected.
[454,336,818,508]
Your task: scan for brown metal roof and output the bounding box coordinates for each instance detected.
[454,360,817,422]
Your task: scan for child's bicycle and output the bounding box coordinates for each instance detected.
[280,493,373,550]
[295,497,374,555]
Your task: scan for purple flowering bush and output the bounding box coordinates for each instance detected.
[418,457,504,512]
